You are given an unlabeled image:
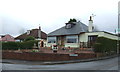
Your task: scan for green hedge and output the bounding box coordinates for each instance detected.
[93,37,117,54]
[24,36,35,41]
[2,40,39,50]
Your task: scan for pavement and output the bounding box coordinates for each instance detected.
[2,54,118,65]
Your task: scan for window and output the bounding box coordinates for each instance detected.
[88,35,98,43]
[66,35,78,43]
[48,37,56,43]
[66,24,72,29]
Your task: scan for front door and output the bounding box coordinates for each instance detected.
[39,41,44,47]
[61,36,64,47]
[57,36,65,47]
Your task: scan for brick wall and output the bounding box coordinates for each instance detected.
[2,52,96,61]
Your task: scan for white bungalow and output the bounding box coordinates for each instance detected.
[47,16,118,48]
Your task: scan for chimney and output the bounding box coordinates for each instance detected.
[88,16,93,32]
[27,30,30,35]
[38,25,41,39]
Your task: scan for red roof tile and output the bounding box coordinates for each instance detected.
[15,29,47,40]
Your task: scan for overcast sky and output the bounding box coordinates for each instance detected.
[0,0,119,37]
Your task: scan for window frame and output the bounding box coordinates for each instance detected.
[66,35,78,43]
[48,37,56,43]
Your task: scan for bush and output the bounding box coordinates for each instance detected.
[20,40,39,49]
[31,49,39,52]
[93,37,117,54]
[2,40,39,50]
[24,36,35,41]
[2,42,19,50]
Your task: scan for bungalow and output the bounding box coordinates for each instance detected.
[0,34,15,42]
[47,16,118,48]
[15,26,47,41]
[15,26,47,47]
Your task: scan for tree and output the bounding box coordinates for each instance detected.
[72,18,77,22]
[68,18,77,23]
[24,36,35,41]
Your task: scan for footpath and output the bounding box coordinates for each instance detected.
[2,54,118,65]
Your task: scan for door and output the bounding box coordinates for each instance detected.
[40,41,44,47]
[61,36,65,47]
[57,36,65,47]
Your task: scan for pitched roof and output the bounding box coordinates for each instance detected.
[48,21,89,36]
[0,34,14,38]
[15,29,47,40]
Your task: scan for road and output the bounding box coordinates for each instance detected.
[1,57,119,70]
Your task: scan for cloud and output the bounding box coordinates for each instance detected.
[1,16,27,36]
[0,0,119,36]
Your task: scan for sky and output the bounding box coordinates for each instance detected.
[0,0,119,37]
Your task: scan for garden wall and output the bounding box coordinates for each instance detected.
[2,52,96,61]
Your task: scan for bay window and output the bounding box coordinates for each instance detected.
[66,35,78,43]
[48,37,56,43]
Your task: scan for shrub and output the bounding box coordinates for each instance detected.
[93,37,117,54]
[2,40,39,50]
[2,42,19,50]
[20,40,39,49]
[24,36,35,41]
[31,49,39,52]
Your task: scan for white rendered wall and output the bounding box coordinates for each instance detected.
[46,32,118,48]
[85,32,118,41]
[79,33,87,42]
[88,21,93,32]
[103,33,118,40]
[65,43,79,48]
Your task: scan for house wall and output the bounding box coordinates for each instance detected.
[86,32,104,37]
[65,43,79,48]
[46,43,56,47]
[85,32,118,41]
[47,32,118,48]
[79,33,87,42]
[103,33,118,40]
[47,35,80,48]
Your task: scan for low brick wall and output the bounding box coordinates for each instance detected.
[2,52,97,61]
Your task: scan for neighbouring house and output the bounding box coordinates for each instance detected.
[0,34,15,42]
[15,26,47,47]
[47,17,118,48]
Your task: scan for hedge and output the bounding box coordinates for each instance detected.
[24,36,35,41]
[93,37,118,54]
[2,40,39,50]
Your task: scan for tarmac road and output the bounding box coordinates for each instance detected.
[1,57,119,70]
